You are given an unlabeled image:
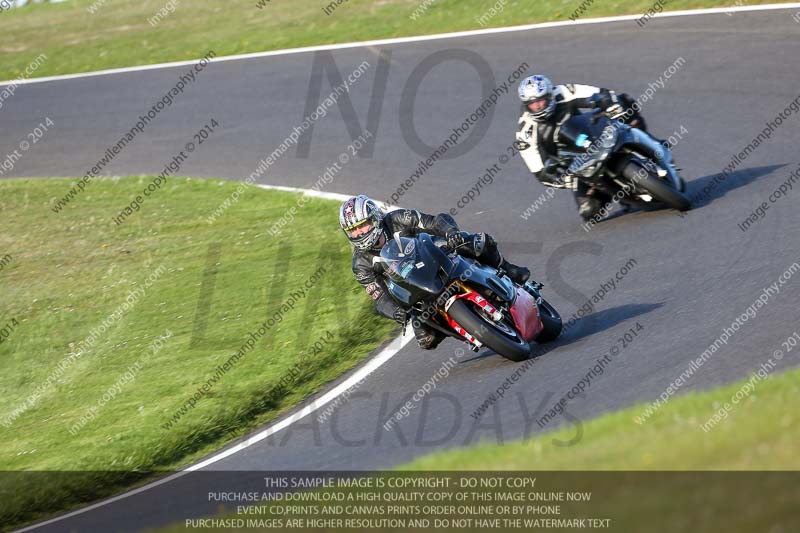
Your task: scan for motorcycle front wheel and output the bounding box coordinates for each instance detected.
[623,160,691,212]
[533,297,562,343]
[447,299,531,362]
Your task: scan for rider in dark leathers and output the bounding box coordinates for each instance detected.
[340,195,530,350]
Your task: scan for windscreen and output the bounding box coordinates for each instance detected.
[380,236,419,282]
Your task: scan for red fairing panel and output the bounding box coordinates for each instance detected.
[445,292,498,345]
[444,314,477,344]
[509,287,543,342]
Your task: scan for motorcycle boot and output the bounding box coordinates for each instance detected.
[500,259,530,285]
[575,182,612,221]
[414,322,445,350]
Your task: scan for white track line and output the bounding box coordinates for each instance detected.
[1,3,799,87]
[16,4,800,530]
[17,186,411,532]
[256,184,354,202]
[189,329,414,471]
[18,328,413,532]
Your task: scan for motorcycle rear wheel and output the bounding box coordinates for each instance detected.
[447,299,531,362]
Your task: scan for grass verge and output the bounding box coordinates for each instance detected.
[0,176,396,527]
[386,367,799,531]
[149,367,800,533]
[0,0,785,81]
[402,365,800,470]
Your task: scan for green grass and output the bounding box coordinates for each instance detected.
[0,176,396,527]
[0,0,784,80]
[387,368,800,531]
[150,368,800,533]
[402,366,800,471]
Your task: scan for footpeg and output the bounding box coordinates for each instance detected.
[525,281,543,292]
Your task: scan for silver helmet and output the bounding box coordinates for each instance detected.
[339,195,384,250]
[518,75,556,122]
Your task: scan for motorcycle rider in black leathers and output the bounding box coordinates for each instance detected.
[514,74,679,221]
[340,195,530,350]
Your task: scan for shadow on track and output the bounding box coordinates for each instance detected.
[577,164,785,226]
[687,164,786,209]
[460,302,662,364]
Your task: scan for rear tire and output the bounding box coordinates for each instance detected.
[623,161,691,212]
[447,299,531,362]
[534,298,562,343]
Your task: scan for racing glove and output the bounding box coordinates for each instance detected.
[392,307,408,325]
[446,230,472,251]
[590,89,625,118]
[536,159,574,189]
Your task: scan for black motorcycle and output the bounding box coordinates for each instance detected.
[551,109,691,213]
[380,232,562,362]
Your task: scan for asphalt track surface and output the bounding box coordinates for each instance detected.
[3,8,800,532]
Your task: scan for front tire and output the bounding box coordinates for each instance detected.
[447,299,531,362]
[623,161,691,212]
[534,298,562,343]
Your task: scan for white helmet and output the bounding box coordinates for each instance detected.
[339,195,384,251]
[518,75,555,122]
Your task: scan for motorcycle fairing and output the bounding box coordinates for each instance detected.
[509,287,544,342]
[381,233,450,305]
[560,113,629,178]
[381,233,545,348]
[448,256,517,303]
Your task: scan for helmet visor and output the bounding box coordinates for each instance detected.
[527,96,550,114]
[344,218,376,240]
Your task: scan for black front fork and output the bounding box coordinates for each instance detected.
[607,129,680,190]
[522,280,544,304]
